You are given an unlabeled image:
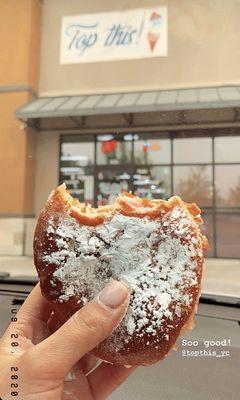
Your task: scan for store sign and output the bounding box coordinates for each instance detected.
[60,7,167,64]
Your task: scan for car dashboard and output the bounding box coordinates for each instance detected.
[0,277,239,400]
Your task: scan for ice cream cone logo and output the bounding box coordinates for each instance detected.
[147,11,162,52]
[148,32,159,51]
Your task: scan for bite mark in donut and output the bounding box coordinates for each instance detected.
[34,184,208,365]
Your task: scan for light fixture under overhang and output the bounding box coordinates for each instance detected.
[124,134,139,141]
[98,134,114,142]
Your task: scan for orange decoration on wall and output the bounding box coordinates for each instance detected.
[150,143,161,151]
[101,140,117,154]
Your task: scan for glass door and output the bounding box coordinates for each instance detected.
[95,165,134,205]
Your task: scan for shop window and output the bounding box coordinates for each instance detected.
[133,166,171,200]
[215,165,240,207]
[60,141,94,203]
[216,214,240,258]
[173,138,212,164]
[59,132,240,259]
[134,138,170,165]
[97,135,132,165]
[173,165,213,207]
[96,167,132,205]
[61,142,94,165]
[215,136,240,163]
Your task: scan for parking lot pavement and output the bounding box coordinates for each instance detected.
[201,258,240,298]
[0,256,239,298]
[0,256,37,277]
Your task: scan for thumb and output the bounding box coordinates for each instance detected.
[28,280,130,377]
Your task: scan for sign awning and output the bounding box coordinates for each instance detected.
[16,86,240,122]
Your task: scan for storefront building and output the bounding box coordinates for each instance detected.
[17,99,240,259]
[1,0,240,258]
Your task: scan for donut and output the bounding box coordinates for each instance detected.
[34,184,208,366]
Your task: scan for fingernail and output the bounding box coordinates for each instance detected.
[99,280,129,309]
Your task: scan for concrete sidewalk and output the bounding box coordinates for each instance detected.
[0,256,239,298]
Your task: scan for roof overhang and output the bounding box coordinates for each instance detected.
[15,86,240,132]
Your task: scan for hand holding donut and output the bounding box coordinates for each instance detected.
[0,280,136,400]
[35,185,208,365]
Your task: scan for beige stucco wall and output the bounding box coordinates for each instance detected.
[26,131,60,255]
[39,0,240,96]
[34,131,60,214]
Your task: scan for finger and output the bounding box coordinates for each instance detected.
[64,355,99,382]
[88,363,137,399]
[78,354,99,375]
[27,280,130,378]
[18,282,52,322]
[63,370,93,400]
[63,357,100,400]
[47,306,70,335]
[47,310,62,334]
[2,282,52,341]
[66,354,99,377]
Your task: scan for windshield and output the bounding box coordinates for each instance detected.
[0,3,240,400]
[1,3,240,300]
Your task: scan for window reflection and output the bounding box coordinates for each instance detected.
[97,168,131,205]
[215,165,240,207]
[134,138,170,164]
[60,141,94,203]
[133,166,170,199]
[173,165,213,207]
[216,214,240,258]
[215,136,240,163]
[97,135,132,165]
[174,138,212,163]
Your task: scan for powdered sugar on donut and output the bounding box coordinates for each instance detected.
[41,206,203,350]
